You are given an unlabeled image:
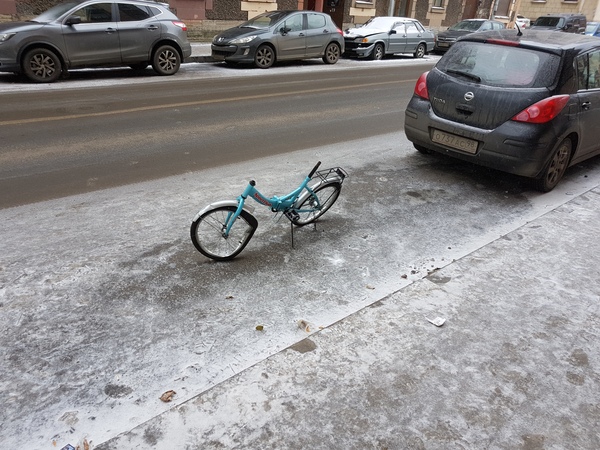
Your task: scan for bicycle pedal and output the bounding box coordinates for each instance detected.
[284,210,300,222]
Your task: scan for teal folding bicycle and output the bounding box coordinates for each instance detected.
[190,161,347,261]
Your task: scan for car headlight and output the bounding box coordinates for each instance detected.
[357,37,370,43]
[230,35,257,44]
[0,33,16,42]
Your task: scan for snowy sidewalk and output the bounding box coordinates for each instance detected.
[98,188,600,449]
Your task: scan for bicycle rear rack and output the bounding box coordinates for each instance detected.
[312,167,348,184]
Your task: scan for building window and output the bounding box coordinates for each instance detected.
[433,0,444,7]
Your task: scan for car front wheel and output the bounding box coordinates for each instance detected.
[254,45,275,69]
[533,137,572,192]
[322,43,341,64]
[152,45,181,76]
[22,48,62,83]
[371,43,384,61]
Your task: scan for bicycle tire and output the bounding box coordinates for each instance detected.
[292,182,342,226]
[191,205,258,261]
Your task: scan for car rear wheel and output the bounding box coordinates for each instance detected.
[322,43,341,64]
[414,43,426,58]
[533,137,572,192]
[22,48,62,83]
[254,45,275,69]
[371,43,384,61]
[152,45,181,76]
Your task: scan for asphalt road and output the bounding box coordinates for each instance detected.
[0,60,431,208]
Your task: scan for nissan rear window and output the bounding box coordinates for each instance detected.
[437,41,561,88]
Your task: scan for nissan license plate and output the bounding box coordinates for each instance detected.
[431,129,478,154]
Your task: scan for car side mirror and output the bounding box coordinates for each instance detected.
[389,29,397,35]
[65,15,82,26]
[280,26,291,35]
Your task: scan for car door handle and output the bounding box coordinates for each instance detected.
[105,27,116,34]
[582,101,591,110]
[147,25,159,31]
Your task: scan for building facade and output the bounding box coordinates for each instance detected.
[1,0,599,32]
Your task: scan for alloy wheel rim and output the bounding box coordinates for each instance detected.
[31,54,55,79]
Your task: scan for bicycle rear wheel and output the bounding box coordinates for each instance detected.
[191,206,258,261]
[292,182,342,226]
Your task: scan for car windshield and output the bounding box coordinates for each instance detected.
[449,21,484,31]
[239,11,289,29]
[438,41,560,88]
[585,22,599,33]
[361,17,398,30]
[33,1,81,22]
[534,17,564,27]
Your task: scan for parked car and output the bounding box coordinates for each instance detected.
[515,15,530,29]
[405,29,600,192]
[530,14,586,33]
[343,16,435,60]
[211,10,343,69]
[0,0,191,83]
[434,19,505,53]
[585,21,600,37]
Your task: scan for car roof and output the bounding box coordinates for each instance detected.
[277,10,327,14]
[374,16,418,21]
[458,29,600,53]
[537,13,585,16]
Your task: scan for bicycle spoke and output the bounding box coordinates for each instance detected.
[191,206,257,260]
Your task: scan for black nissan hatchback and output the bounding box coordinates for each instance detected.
[405,29,600,191]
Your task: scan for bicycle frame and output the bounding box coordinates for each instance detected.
[223,174,315,237]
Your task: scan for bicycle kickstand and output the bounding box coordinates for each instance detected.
[289,220,318,249]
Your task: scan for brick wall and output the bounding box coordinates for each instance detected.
[518,0,599,23]
[0,0,16,15]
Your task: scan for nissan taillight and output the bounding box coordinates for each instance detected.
[414,71,429,100]
[172,21,187,31]
[511,95,570,124]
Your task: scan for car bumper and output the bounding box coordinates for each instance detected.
[343,42,374,58]
[404,96,561,178]
[0,59,20,73]
[433,41,454,52]
[211,44,255,64]
[0,45,21,73]
[181,42,192,59]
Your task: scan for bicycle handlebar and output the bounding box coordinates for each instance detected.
[308,161,321,178]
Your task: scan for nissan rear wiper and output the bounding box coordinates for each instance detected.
[446,69,481,82]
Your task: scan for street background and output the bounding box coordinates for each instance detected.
[1,48,599,449]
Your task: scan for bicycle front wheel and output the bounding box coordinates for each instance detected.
[191,206,258,261]
[292,182,342,226]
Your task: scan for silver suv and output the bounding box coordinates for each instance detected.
[0,0,191,82]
